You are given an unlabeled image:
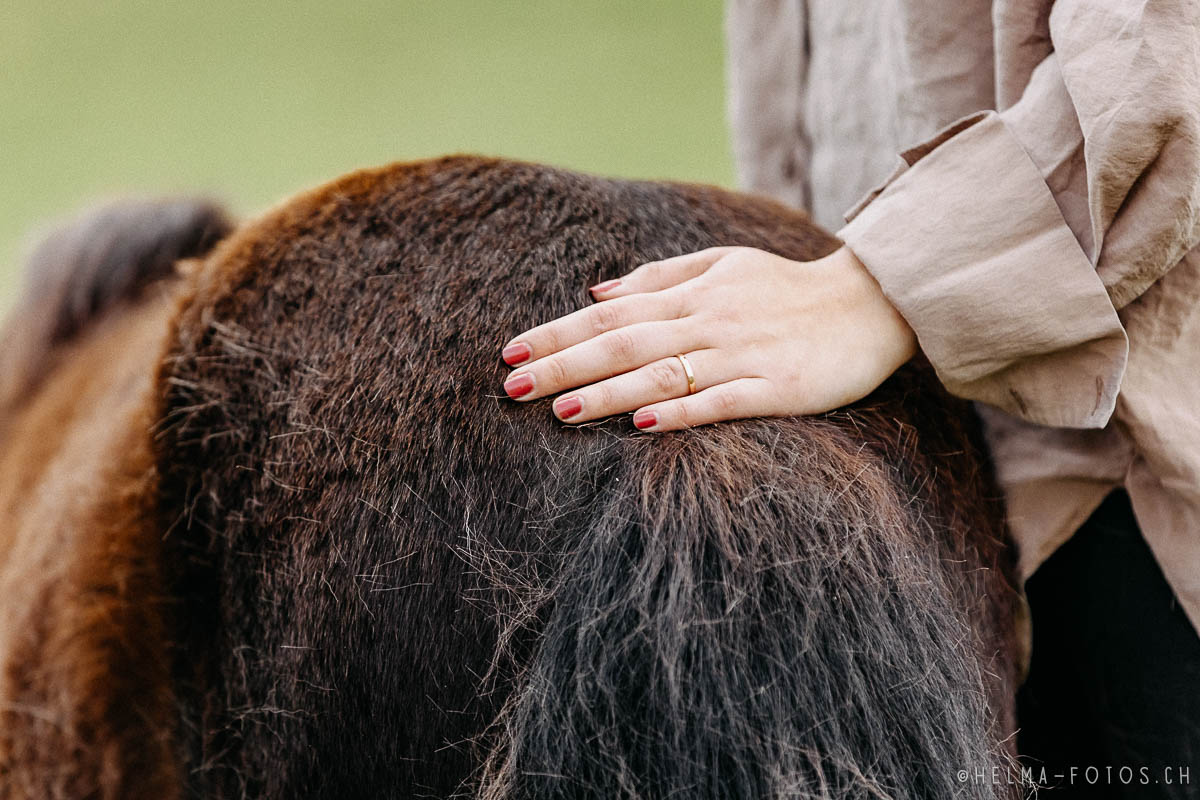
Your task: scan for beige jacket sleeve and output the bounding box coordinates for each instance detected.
[838,0,1200,429]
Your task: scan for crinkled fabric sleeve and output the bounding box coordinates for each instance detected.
[837,1,1200,428]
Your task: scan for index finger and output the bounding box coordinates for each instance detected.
[501,289,685,366]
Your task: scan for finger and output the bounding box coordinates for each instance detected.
[503,319,699,401]
[502,290,685,367]
[589,247,735,300]
[552,350,737,423]
[629,378,777,432]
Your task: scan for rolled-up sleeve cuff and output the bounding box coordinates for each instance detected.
[837,111,1128,429]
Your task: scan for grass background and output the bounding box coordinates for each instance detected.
[0,0,733,316]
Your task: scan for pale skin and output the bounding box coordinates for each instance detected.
[500,245,919,432]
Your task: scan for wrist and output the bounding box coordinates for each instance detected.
[830,245,918,369]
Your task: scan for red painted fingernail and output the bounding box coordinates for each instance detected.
[554,395,583,420]
[633,410,657,430]
[504,373,534,399]
[589,279,622,295]
[502,342,532,366]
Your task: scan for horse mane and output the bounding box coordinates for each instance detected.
[0,198,231,414]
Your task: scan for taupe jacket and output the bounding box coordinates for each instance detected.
[726,0,1200,632]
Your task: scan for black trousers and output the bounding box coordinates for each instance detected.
[1017,491,1200,798]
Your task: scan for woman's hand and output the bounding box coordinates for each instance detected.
[499,245,917,432]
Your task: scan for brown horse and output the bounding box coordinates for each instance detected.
[0,157,1022,799]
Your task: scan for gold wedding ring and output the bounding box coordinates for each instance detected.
[675,354,697,395]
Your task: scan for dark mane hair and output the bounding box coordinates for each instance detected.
[0,198,231,414]
[151,156,1022,798]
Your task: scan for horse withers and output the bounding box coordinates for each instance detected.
[0,157,1022,799]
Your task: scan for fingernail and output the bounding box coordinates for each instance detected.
[633,410,657,430]
[589,279,621,295]
[501,342,532,366]
[554,395,583,420]
[504,373,534,399]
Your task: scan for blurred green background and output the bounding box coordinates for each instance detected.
[0,0,733,316]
